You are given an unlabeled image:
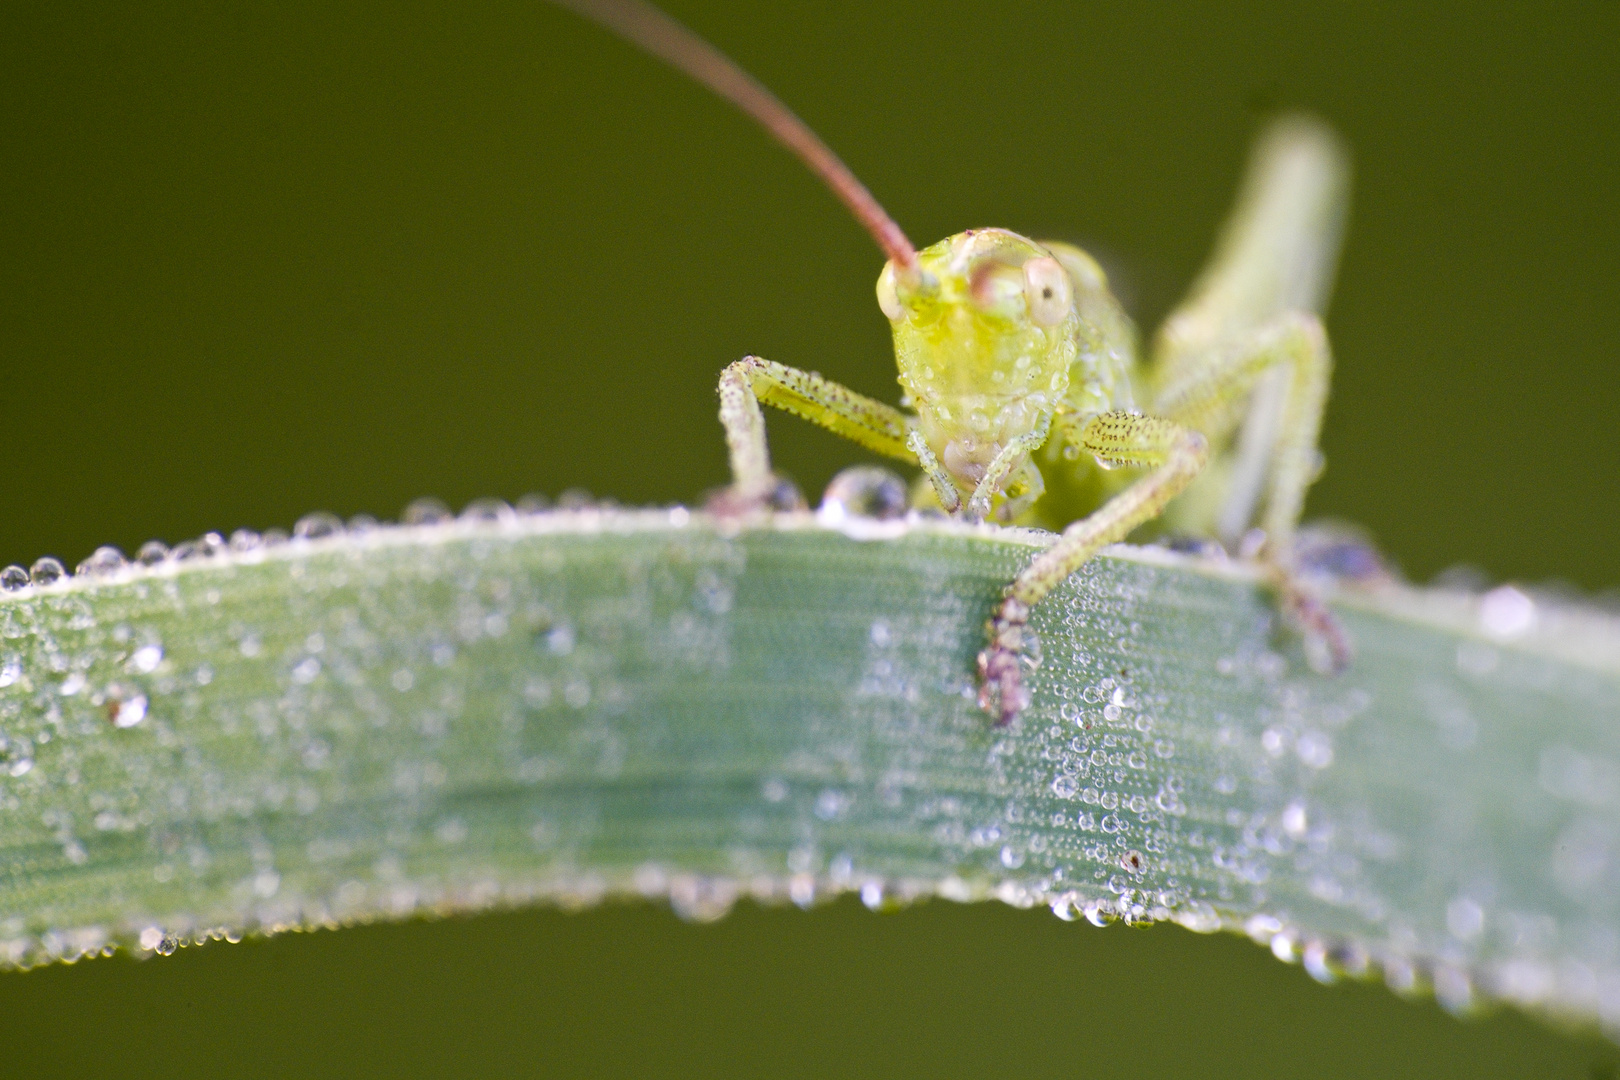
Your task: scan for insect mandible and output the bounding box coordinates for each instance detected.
[552,0,1352,724]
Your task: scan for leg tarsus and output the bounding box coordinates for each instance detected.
[978,597,1033,726]
[1268,562,1352,673]
[965,417,1051,522]
[908,430,961,515]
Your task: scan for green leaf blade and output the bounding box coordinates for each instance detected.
[0,511,1615,1036]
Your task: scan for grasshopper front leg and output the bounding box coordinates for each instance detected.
[980,412,1209,724]
[715,356,918,511]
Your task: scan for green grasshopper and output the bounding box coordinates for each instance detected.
[553,0,1351,724]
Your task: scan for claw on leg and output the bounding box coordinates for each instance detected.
[1268,562,1352,673]
[977,596,1033,726]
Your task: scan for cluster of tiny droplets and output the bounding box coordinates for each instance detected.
[0,491,627,594]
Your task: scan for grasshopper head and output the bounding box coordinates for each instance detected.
[878,229,1078,500]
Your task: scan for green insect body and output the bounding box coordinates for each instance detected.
[557,0,1351,724]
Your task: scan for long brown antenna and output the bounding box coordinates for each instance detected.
[550,0,919,275]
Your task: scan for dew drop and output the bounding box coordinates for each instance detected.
[110,693,148,729]
[0,565,28,591]
[75,546,126,578]
[460,498,515,525]
[1051,774,1078,799]
[557,489,594,510]
[403,497,451,525]
[1479,584,1535,639]
[1282,799,1308,838]
[1297,731,1334,769]
[820,466,909,522]
[293,512,344,541]
[229,529,262,553]
[1302,940,1335,984]
[1433,966,1473,1014]
[28,557,66,586]
[814,789,849,821]
[514,493,552,515]
[130,644,163,674]
[545,624,575,656]
[1446,896,1484,941]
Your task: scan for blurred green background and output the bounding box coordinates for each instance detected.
[1,1,1616,1076]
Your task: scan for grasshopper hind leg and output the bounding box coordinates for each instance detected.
[1155,312,1349,674]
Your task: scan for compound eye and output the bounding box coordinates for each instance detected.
[876,261,904,321]
[1022,256,1072,326]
